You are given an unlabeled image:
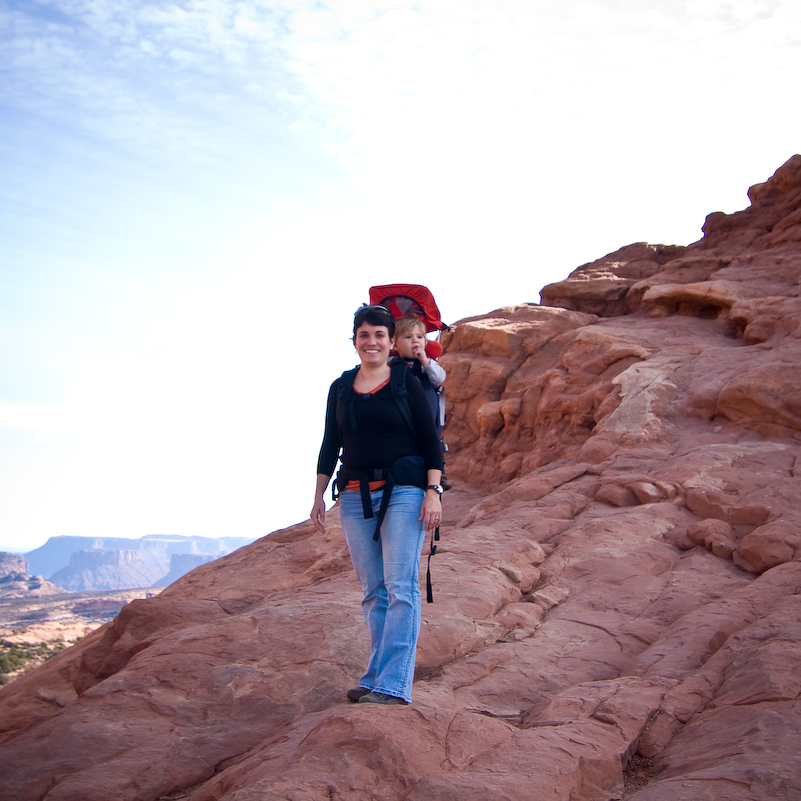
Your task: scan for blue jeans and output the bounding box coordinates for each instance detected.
[339,485,427,703]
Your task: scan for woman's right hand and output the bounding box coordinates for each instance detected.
[311,496,327,534]
[311,474,331,533]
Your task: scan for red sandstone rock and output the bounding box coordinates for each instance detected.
[539,242,686,317]
[1,156,801,801]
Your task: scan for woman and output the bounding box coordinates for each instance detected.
[311,304,444,706]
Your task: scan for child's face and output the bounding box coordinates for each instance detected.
[396,325,427,359]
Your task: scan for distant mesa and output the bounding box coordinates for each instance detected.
[0,553,64,599]
[155,553,218,588]
[23,535,256,593]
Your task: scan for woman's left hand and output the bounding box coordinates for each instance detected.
[419,491,442,531]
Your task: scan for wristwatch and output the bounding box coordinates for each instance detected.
[426,484,444,495]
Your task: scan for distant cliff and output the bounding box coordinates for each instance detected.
[0,553,63,599]
[26,535,254,591]
[2,156,800,801]
[154,553,217,588]
[49,549,170,592]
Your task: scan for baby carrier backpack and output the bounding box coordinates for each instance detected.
[368,282,449,441]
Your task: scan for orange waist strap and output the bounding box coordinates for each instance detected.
[345,479,386,491]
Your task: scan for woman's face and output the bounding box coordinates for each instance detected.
[354,322,394,367]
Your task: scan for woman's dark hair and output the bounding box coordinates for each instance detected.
[353,304,395,338]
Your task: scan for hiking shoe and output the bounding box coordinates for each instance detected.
[346,687,372,703]
[358,692,408,705]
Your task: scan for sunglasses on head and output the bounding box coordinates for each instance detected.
[354,304,391,317]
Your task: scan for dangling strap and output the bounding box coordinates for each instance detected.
[372,472,396,541]
[359,475,373,521]
[426,524,440,603]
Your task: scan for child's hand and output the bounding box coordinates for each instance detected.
[412,341,430,366]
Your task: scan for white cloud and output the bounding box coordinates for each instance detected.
[0,403,74,438]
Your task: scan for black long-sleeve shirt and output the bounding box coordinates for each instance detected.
[316,369,444,478]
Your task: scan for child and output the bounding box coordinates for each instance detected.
[393,315,446,439]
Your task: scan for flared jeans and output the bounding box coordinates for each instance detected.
[339,485,427,703]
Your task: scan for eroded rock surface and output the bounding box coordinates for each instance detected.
[1,155,800,801]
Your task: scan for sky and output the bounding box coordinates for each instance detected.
[1,0,799,553]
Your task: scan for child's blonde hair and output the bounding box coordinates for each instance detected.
[394,315,426,338]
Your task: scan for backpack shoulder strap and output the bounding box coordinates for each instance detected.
[336,366,359,396]
[336,366,360,432]
[390,359,415,437]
